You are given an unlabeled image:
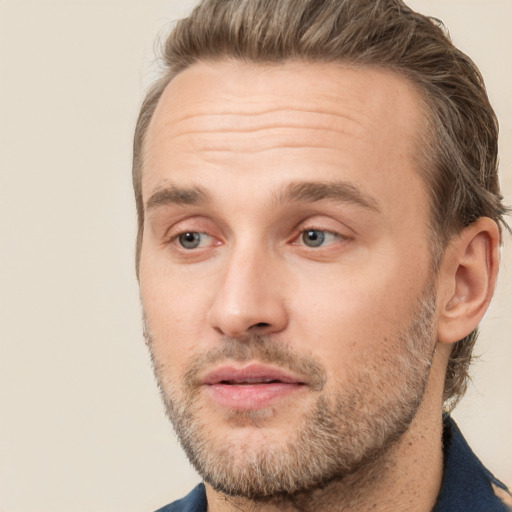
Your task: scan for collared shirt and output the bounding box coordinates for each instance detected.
[433,416,511,511]
[155,416,511,511]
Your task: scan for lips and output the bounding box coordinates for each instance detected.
[203,364,305,385]
[202,363,306,410]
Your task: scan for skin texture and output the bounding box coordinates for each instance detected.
[138,61,500,511]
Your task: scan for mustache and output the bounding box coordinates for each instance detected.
[180,335,327,392]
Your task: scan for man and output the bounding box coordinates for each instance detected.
[133,0,511,510]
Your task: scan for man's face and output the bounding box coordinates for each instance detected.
[139,61,438,498]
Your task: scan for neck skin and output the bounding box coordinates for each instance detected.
[205,343,450,512]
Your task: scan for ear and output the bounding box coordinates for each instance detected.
[437,217,500,344]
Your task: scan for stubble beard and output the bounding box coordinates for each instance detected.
[145,284,437,502]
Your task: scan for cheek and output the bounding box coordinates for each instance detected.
[139,257,213,367]
[140,236,208,317]
[289,257,429,370]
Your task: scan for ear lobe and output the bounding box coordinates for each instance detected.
[437,217,500,344]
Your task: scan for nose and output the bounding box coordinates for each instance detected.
[207,245,289,338]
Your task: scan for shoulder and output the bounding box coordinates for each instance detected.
[433,416,512,511]
[154,483,207,512]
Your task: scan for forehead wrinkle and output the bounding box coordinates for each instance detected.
[168,131,362,157]
[146,85,373,165]
[157,113,367,156]
[166,104,366,122]
[154,104,367,140]
[176,144,355,155]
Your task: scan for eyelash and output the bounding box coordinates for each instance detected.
[169,227,348,251]
[293,229,346,248]
[170,231,217,250]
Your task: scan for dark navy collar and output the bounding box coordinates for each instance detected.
[155,483,206,512]
[156,416,511,511]
[433,415,511,511]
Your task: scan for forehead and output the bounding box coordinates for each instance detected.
[143,60,427,218]
[146,60,424,149]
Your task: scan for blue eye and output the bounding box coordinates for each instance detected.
[178,232,202,249]
[302,230,326,247]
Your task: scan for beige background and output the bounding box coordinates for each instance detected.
[0,1,510,511]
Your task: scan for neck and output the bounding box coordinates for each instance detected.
[205,344,449,512]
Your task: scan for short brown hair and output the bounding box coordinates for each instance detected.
[133,0,509,409]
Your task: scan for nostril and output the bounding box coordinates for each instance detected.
[251,322,271,329]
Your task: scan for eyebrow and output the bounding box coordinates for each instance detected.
[276,181,380,211]
[145,180,379,213]
[146,185,209,211]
